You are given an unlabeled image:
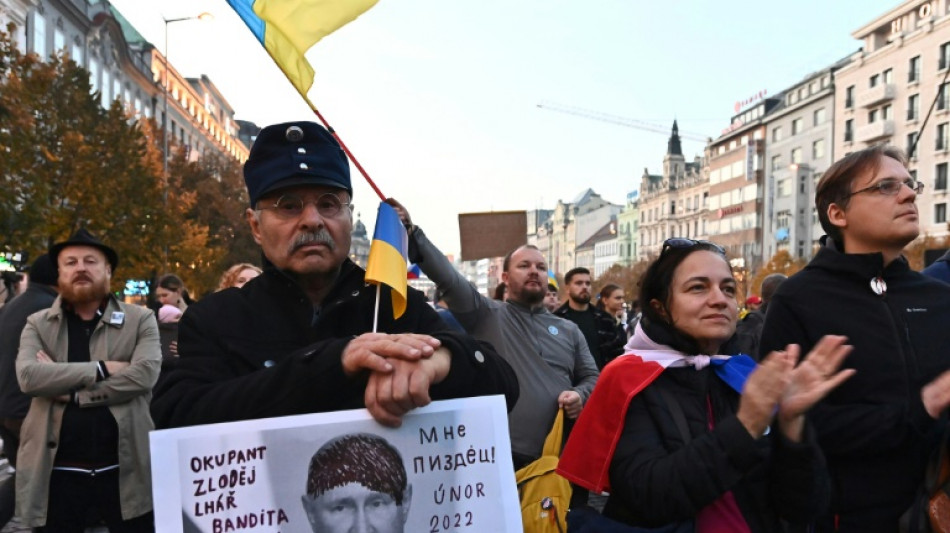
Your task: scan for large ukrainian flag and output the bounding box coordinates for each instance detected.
[227,0,379,99]
[365,202,409,319]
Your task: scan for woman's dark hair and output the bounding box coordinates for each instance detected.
[493,282,507,301]
[638,242,732,355]
[596,284,621,311]
[158,273,184,292]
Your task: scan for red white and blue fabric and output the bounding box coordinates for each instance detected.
[557,323,756,494]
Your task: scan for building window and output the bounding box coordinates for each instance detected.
[883,68,893,84]
[70,41,83,63]
[771,154,783,171]
[937,203,947,224]
[882,104,892,120]
[845,86,855,108]
[941,41,950,70]
[813,139,825,159]
[910,55,921,83]
[938,123,949,151]
[844,119,853,142]
[101,70,110,108]
[791,118,803,135]
[908,132,919,156]
[909,94,920,120]
[813,108,826,125]
[869,109,879,123]
[937,163,948,190]
[791,147,803,164]
[31,12,46,58]
[777,210,791,228]
[53,28,64,52]
[939,82,950,111]
[772,126,782,142]
[88,58,99,94]
[777,179,791,197]
[870,74,880,88]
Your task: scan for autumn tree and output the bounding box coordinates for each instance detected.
[748,250,807,299]
[0,24,170,288]
[903,234,950,271]
[169,149,258,297]
[594,260,651,306]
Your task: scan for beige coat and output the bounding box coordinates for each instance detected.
[15,295,161,527]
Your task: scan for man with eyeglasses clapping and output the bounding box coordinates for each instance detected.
[759,145,950,532]
[150,122,518,430]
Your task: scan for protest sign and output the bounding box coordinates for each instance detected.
[150,395,521,532]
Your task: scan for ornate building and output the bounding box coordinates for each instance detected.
[638,122,709,260]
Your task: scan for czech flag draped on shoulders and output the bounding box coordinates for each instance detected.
[557,321,756,494]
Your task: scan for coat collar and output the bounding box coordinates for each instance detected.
[47,293,124,328]
[810,235,910,281]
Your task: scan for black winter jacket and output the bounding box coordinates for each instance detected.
[554,303,625,369]
[760,241,950,532]
[604,367,829,532]
[151,260,518,428]
[0,283,58,420]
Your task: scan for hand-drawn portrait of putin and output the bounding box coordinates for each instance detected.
[301,433,412,533]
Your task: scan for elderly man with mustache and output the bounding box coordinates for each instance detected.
[151,122,518,430]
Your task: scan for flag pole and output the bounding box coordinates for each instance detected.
[373,284,381,333]
[307,103,387,202]
[257,46,388,202]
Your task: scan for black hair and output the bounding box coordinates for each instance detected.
[638,242,734,355]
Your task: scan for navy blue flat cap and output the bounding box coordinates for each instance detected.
[243,121,351,206]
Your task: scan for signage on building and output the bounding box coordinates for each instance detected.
[746,142,756,181]
[734,89,768,114]
[721,119,745,137]
[717,205,743,218]
[888,1,945,35]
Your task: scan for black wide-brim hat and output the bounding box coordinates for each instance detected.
[49,228,119,272]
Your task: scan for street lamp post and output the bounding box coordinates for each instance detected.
[161,12,211,270]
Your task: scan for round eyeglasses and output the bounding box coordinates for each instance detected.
[257,193,352,219]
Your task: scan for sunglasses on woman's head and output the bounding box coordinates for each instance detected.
[660,238,726,258]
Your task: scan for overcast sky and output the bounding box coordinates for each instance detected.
[109,0,900,255]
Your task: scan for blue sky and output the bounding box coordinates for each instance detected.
[110,0,900,255]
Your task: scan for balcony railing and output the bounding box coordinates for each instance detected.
[857,83,896,108]
[856,120,895,143]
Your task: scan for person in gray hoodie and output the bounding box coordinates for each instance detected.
[387,199,599,468]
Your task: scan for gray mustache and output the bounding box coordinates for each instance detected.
[290,230,336,253]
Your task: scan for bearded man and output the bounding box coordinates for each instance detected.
[15,229,160,530]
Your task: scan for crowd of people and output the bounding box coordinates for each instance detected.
[0,122,946,533]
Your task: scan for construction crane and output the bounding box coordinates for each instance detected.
[536,102,711,142]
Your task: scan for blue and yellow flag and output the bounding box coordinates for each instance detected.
[365,202,408,319]
[227,0,379,99]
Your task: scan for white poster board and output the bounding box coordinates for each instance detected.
[150,395,521,532]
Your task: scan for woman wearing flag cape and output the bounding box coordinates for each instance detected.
[558,238,854,532]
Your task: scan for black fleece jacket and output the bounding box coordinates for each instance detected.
[151,259,518,428]
[759,241,950,532]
